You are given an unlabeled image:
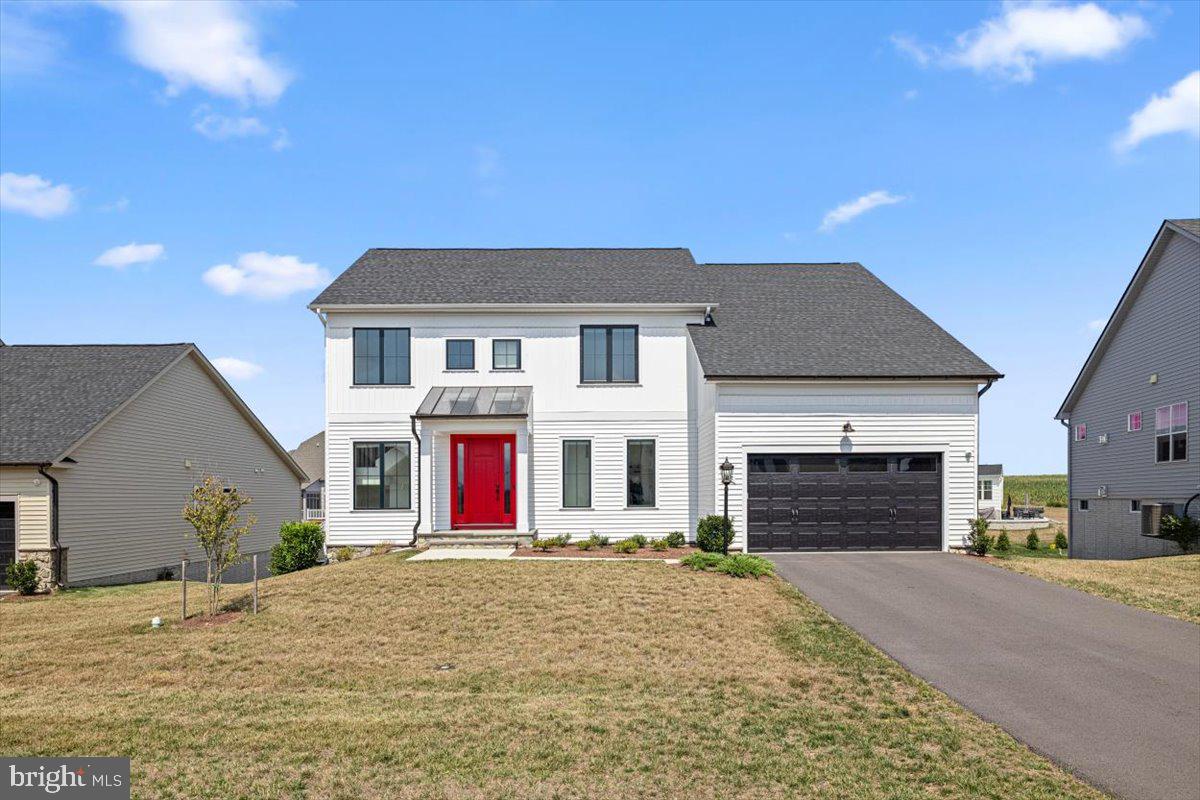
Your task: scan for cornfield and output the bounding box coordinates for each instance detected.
[1003,474,1068,507]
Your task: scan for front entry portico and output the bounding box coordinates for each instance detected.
[450,434,516,529]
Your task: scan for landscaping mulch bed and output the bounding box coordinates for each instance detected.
[514,545,695,559]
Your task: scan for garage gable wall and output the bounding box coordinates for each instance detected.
[712,382,979,550]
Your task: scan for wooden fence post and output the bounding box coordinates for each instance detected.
[181,559,188,621]
[252,554,259,615]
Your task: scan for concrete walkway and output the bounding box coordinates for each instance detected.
[768,552,1200,800]
[408,547,514,561]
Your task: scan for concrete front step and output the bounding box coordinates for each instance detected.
[421,538,524,549]
[419,531,535,548]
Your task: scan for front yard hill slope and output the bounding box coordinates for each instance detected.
[0,554,1104,799]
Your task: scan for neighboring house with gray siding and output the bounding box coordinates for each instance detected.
[1055,219,1200,559]
[289,430,325,521]
[0,343,306,589]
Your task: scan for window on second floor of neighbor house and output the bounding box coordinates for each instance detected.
[354,328,410,385]
[978,480,993,501]
[492,339,521,370]
[580,325,637,383]
[353,441,411,510]
[1127,411,1142,432]
[1155,401,1188,463]
[1074,423,1086,442]
[626,439,656,507]
[445,339,475,371]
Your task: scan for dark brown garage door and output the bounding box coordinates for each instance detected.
[747,453,942,551]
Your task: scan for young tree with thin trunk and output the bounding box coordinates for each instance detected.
[182,475,255,616]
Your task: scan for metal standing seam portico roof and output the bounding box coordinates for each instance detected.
[414,386,532,418]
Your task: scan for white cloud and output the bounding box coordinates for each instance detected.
[98,0,292,104]
[1114,71,1200,153]
[94,242,165,269]
[1086,318,1106,331]
[0,7,63,76]
[212,356,263,380]
[203,251,329,300]
[903,88,920,101]
[192,107,270,140]
[893,3,1148,83]
[819,190,907,233]
[271,127,291,151]
[0,172,76,218]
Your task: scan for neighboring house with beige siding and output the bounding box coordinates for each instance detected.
[0,342,306,589]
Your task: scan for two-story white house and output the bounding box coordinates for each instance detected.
[310,248,1001,553]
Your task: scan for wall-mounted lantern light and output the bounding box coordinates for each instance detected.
[842,422,855,434]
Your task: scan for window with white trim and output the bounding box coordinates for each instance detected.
[1130,499,1141,513]
[1127,411,1142,432]
[1079,499,1089,511]
[1074,423,1086,441]
[977,479,993,501]
[1155,402,1188,463]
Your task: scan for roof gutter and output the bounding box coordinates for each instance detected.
[309,302,717,314]
[1060,418,1072,558]
[708,374,1004,383]
[977,378,995,397]
[37,464,62,589]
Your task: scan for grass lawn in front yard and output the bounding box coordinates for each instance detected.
[1,556,1104,799]
[991,553,1200,624]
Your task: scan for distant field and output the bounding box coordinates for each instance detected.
[1003,475,1068,507]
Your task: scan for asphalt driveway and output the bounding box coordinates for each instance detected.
[768,552,1200,800]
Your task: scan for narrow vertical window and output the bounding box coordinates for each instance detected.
[456,442,465,514]
[1074,423,1086,442]
[626,439,656,507]
[562,440,591,508]
[503,441,512,514]
[1127,411,1142,432]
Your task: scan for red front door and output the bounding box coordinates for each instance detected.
[450,434,516,529]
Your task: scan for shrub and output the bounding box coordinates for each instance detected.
[629,534,648,548]
[665,530,686,548]
[714,554,775,578]
[650,538,669,551]
[696,515,734,554]
[576,539,594,551]
[333,546,355,562]
[995,531,1011,552]
[965,517,993,556]
[530,539,556,551]
[269,521,325,575]
[586,533,609,548]
[1160,514,1200,553]
[5,560,40,595]
[1054,530,1069,551]
[680,552,725,571]
[547,534,571,547]
[613,539,641,554]
[681,552,773,578]
[1025,532,1040,551]
[371,541,395,556]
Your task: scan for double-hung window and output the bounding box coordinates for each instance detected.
[446,339,475,370]
[353,442,411,509]
[354,328,410,385]
[580,325,637,383]
[562,440,591,508]
[978,480,993,501]
[1155,402,1188,462]
[626,439,656,507]
[492,339,521,370]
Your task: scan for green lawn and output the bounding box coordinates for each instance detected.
[991,554,1200,624]
[0,556,1104,799]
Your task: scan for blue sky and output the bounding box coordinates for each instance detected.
[1,1,1197,471]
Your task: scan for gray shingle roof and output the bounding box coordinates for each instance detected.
[289,430,324,488]
[687,262,999,379]
[0,344,191,463]
[979,464,1004,476]
[310,248,706,306]
[311,249,1000,380]
[1168,218,1200,238]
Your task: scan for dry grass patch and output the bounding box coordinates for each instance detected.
[992,553,1200,624]
[1,556,1104,799]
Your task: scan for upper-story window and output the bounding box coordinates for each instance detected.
[354,328,410,385]
[492,339,521,370]
[446,339,475,371]
[1127,411,1142,432]
[580,325,637,383]
[1074,423,1086,442]
[977,480,993,501]
[1155,402,1188,463]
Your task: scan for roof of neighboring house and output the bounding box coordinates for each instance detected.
[0,343,306,479]
[312,249,1000,381]
[289,431,325,489]
[1056,219,1200,418]
[979,464,1004,476]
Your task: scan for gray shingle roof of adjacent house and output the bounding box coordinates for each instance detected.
[1168,218,1200,237]
[1,344,193,464]
[311,249,1000,380]
[288,431,325,488]
[979,464,1004,476]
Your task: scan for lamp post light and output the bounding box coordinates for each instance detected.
[720,457,734,556]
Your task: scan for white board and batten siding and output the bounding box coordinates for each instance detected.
[55,354,301,584]
[712,382,980,551]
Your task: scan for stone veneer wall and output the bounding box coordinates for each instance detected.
[14,547,68,592]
